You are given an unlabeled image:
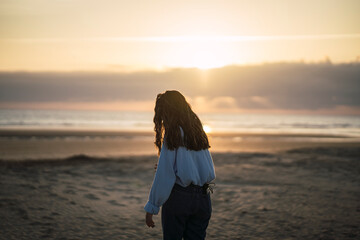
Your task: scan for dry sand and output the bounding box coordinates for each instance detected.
[1,143,359,239]
[1,129,360,239]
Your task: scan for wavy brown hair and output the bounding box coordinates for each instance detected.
[154,90,210,155]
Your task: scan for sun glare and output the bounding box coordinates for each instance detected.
[203,125,212,133]
[166,36,232,69]
[190,50,225,69]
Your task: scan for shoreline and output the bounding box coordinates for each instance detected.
[0,127,357,139]
[1,139,359,161]
[1,127,360,161]
[0,144,359,163]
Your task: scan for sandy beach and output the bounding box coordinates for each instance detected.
[0,130,359,239]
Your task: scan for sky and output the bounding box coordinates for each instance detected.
[0,0,359,71]
[0,0,359,115]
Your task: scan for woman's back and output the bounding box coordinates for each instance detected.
[172,127,215,187]
[145,90,215,240]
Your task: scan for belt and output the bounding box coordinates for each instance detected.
[173,182,215,195]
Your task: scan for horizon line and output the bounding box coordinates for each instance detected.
[2,33,360,43]
[1,59,360,73]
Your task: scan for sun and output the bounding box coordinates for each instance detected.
[166,36,231,69]
[190,50,225,69]
[203,124,212,133]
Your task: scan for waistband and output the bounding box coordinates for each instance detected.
[173,183,210,194]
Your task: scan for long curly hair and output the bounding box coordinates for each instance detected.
[154,90,210,155]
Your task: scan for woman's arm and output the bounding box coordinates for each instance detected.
[144,142,177,215]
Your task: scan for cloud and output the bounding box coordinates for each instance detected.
[249,96,273,108]
[189,96,238,112]
[0,62,359,114]
[211,96,238,109]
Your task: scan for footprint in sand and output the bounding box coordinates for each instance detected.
[84,193,100,200]
[16,207,29,220]
[107,200,125,206]
[63,189,76,195]
[42,216,54,221]
[100,191,110,196]
[51,212,60,216]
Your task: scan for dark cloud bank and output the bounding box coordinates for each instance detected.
[0,62,359,111]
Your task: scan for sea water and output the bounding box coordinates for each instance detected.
[0,109,359,160]
[0,109,359,137]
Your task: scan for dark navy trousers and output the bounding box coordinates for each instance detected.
[161,184,212,240]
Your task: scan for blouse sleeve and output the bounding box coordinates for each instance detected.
[144,141,177,215]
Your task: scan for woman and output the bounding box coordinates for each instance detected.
[144,90,216,240]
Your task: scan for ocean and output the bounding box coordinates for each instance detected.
[0,109,359,136]
[1,109,359,160]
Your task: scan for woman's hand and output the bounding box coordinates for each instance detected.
[145,212,155,228]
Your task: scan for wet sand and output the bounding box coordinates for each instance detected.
[0,129,359,239]
[1,128,359,160]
